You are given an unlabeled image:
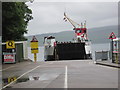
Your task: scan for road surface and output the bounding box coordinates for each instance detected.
[2,60,118,89]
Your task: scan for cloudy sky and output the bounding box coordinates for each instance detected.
[26,1,118,36]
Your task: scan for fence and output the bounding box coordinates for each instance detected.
[95,51,109,61]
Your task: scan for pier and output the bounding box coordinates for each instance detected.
[1,2,119,90]
[2,60,118,89]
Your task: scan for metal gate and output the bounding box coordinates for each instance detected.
[95,51,109,61]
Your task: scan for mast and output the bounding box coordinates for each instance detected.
[63,12,81,29]
[63,12,88,42]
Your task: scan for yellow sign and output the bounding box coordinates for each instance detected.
[31,42,38,49]
[6,40,15,49]
[8,77,17,83]
[30,42,39,53]
[31,48,39,53]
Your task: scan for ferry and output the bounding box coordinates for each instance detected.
[44,13,92,61]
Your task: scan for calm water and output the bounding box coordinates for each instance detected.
[91,43,110,60]
[28,43,110,62]
[28,46,44,62]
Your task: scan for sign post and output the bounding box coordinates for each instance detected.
[111,39,114,62]
[30,36,39,62]
[108,32,116,63]
[34,53,37,62]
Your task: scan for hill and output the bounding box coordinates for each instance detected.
[27,25,118,46]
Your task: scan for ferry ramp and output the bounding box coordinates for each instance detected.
[2,60,118,89]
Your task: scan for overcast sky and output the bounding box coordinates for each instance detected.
[26,1,118,36]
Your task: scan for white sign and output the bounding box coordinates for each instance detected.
[4,54,15,63]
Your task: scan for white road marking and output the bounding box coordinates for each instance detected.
[2,65,41,89]
[1,62,54,89]
[0,66,15,72]
[64,65,68,88]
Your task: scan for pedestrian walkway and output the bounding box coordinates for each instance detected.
[95,60,120,68]
[2,59,33,70]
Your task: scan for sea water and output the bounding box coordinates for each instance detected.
[91,43,110,60]
[28,46,45,62]
[28,43,110,62]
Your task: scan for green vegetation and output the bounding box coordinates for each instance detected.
[2,2,33,42]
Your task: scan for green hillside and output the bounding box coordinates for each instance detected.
[27,25,118,46]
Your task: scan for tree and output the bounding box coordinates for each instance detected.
[2,2,33,42]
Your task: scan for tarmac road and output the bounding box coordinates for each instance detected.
[1,60,118,89]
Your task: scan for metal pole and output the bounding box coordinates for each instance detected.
[34,53,37,62]
[111,39,114,63]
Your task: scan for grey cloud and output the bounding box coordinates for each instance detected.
[27,2,118,36]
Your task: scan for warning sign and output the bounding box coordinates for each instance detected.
[6,40,15,49]
[4,54,14,62]
[31,36,38,42]
[31,42,38,49]
[31,42,39,53]
[30,36,39,53]
[4,53,15,63]
[109,32,116,39]
[3,53,16,63]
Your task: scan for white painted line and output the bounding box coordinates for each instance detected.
[64,65,68,88]
[0,66,15,72]
[1,65,41,89]
[1,62,53,89]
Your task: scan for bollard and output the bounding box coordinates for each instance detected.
[115,54,118,64]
